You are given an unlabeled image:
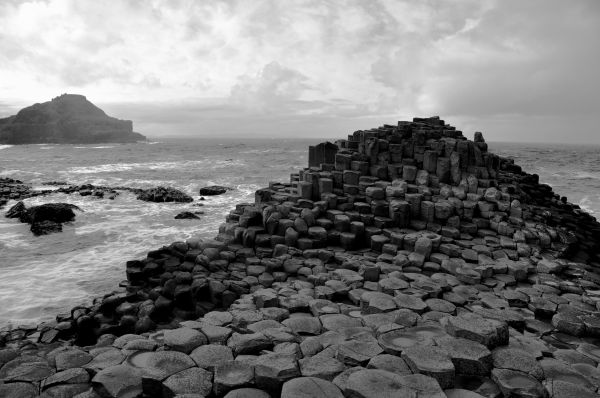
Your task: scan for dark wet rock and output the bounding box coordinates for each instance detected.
[174,211,200,219]
[21,202,81,224]
[31,220,63,235]
[5,200,26,218]
[200,185,231,196]
[136,186,193,203]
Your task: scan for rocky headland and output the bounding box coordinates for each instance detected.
[0,94,146,144]
[2,116,600,398]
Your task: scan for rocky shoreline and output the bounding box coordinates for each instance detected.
[2,116,600,398]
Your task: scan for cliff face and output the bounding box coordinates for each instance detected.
[0,94,146,144]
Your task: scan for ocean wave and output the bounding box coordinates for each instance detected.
[0,145,13,150]
[578,196,599,216]
[66,159,247,174]
[74,146,115,149]
[573,171,600,181]
[0,169,43,177]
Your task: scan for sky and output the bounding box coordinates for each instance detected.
[0,0,599,142]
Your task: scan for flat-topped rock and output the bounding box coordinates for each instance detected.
[401,345,455,389]
[491,368,548,398]
[190,344,233,370]
[492,347,544,380]
[126,350,195,380]
[281,376,344,398]
[161,366,213,397]
[92,364,144,398]
[213,360,255,396]
[442,313,508,348]
[343,369,418,398]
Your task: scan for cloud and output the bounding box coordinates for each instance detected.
[229,61,311,111]
[0,0,598,142]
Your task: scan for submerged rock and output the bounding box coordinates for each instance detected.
[199,185,231,196]
[174,211,201,219]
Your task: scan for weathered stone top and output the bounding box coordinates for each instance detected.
[0,94,146,144]
[2,116,600,398]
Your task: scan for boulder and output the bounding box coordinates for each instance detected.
[174,211,200,219]
[136,187,193,203]
[282,377,344,398]
[200,185,231,196]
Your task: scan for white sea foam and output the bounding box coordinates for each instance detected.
[0,145,13,150]
[578,196,598,216]
[573,171,600,180]
[74,146,115,149]
[0,169,43,177]
[66,159,246,174]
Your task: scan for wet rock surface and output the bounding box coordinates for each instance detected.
[135,186,193,203]
[2,116,600,397]
[5,201,82,235]
[200,185,231,196]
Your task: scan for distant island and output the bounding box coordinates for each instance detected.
[0,94,146,144]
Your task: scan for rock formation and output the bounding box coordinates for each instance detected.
[1,116,600,398]
[200,186,231,196]
[0,94,146,144]
[5,201,82,235]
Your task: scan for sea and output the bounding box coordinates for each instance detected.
[0,139,599,327]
